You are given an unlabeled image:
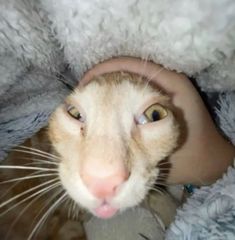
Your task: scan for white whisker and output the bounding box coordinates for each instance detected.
[0,173,58,185]
[17,145,61,161]
[31,159,58,166]
[70,199,80,220]
[27,192,67,240]
[29,188,64,235]
[148,67,165,83]
[157,161,171,167]
[23,161,58,167]
[0,170,45,200]
[0,165,57,172]
[157,167,170,171]
[148,187,164,195]
[17,156,59,166]
[66,198,73,219]
[4,183,61,240]
[13,149,59,162]
[157,174,169,178]
[0,178,59,209]
[0,181,61,218]
[154,182,169,187]
[151,183,168,192]
[141,67,164,95]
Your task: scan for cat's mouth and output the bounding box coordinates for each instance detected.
[93,201,118,218]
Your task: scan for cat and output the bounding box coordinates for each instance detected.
[0,71,179,239]
[49,71,179,218]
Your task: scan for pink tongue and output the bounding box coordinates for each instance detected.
[95,204,118,218]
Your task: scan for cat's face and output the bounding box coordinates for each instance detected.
[49,72,179,218]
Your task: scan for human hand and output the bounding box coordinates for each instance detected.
[82,57,235,185]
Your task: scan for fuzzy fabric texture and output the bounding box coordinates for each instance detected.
[1,0,235,239]
[166,160,235,240]
[1,0,235,158]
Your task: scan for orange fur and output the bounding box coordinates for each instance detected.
[49,71,179,213]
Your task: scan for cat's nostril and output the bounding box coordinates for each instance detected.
[82,172,128,199]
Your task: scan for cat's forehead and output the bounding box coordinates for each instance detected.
[66,72,168,109]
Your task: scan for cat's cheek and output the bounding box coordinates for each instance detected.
[58,162,100,210]
[48,110,85,158]
[140,117,179,164]
[49,107,83,139]
[112,174,149,210]
[111,159,149,210]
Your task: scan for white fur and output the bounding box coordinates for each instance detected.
[50,75,178,215]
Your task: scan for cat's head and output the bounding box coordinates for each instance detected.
[49,72,179,218]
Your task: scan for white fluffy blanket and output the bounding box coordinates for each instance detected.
[1,0,235,239]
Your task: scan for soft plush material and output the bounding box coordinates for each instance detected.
[1,0,235,158]
[1,0,235,239]
[167,160,235,240]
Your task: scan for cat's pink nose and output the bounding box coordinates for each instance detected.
[82,171,128,199]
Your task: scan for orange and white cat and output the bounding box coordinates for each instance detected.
[49,71,179,219]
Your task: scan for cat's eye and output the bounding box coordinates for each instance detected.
[137,104,168,125]
[66,105,85,122]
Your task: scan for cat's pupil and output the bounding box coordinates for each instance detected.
[152,110,160,121]
[75,112,82,119]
